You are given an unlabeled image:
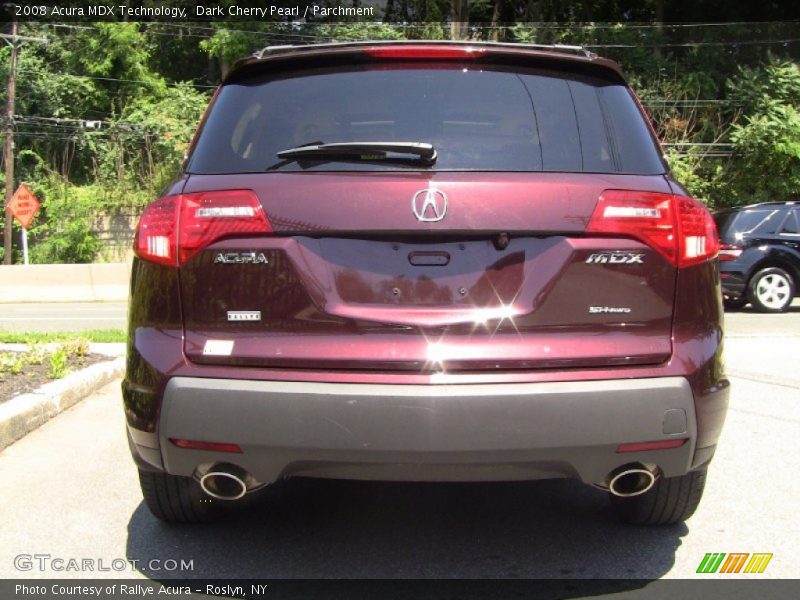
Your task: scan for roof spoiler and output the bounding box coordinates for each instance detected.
[252,40,598,60]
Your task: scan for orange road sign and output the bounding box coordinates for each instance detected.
[6,183,41,230]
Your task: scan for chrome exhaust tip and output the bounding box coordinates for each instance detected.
[199,466,249,501]
[607,464,657,497]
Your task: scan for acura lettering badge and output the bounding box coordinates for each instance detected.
[412,188,447,222]
[214,252,269,265]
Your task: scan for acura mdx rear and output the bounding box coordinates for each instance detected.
[124,42,729,525]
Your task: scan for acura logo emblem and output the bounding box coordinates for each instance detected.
[412,188,447,222]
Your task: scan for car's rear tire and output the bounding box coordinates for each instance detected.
[610,466,707,525]
[138,469,222,523]
[747,267,795,313]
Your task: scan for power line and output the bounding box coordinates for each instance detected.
[41,21,330,42]
[151,22,341,39]
[400,20,800,30]
[586,38,800,48]
[41,22,212,40]
[16,68,217,89]
[26,22,800,56]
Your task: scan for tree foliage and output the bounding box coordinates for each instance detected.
[1,22,210,263]
[723,61,800,205]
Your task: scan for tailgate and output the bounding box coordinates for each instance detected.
[180,172,676,371]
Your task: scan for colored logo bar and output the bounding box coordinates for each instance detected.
[697,553,773,574]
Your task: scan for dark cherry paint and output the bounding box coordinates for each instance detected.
[123,44,728,477]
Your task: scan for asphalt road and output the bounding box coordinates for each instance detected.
[0,302,128,332]
[0,307,798,586]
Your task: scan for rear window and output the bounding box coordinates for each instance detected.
[780,210,799,234]
[188,65,665,175]
[720,209,785,240]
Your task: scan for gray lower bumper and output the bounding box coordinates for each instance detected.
[156,376,697,486]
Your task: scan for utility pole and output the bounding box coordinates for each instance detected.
[1,21,46,264]
[2,20,18,265]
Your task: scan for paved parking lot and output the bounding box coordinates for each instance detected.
[0,305,797,584]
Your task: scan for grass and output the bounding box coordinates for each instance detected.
[0,329,127,344]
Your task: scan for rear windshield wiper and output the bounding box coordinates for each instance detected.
[274,141,437,165]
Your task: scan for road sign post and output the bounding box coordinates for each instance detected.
[21,228,28,264]
[7,184,41,265]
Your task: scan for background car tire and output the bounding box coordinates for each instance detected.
[610,467,707,525]
[747,267,795,313]
[138,469,222,523]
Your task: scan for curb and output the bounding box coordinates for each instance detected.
[0,356,125,451]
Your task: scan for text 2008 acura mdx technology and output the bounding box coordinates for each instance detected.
[124,42,729,525]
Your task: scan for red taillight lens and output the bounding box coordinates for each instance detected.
[676,196,720,267]
[586,191,677,264]
[718,243,743,262]
[134,190,272,267]
[586,190,719,267]
[364,45,487,59]
[134,196,179,267]
[179,190,272,264]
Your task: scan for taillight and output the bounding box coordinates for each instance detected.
[675,196,720,267]
[133,196,178,268]
[718,243,743,262]
[134,190,272,267]
[364,45,487,59]
[586,190,719,267]
[178,190,272,264]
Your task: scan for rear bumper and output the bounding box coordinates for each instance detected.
[131,376,718,487]
[719,268,747,300]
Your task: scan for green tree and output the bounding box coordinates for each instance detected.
[723,60,800,205]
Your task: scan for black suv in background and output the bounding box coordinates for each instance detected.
[715,202,799,312]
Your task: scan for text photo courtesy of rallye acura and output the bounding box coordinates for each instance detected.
[123,41,728,525]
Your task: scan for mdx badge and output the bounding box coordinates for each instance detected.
[585,252,644,265]
[412,188,448,222]
[214,252,268,265]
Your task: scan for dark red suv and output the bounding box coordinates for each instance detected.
[124,41,728,525]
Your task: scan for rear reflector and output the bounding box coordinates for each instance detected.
[616,439,687,453]
[134,190,272,267]
[587,190,719,267]
[364,45,487,59]
[169,438,243,453]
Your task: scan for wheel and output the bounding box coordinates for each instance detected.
[723,296,747,310]
[138,469,223,523]
[610,467,707,525]
[747,267,795,313]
